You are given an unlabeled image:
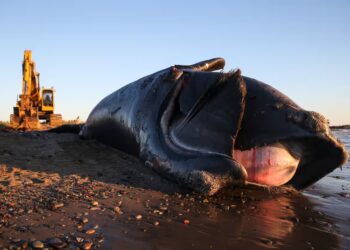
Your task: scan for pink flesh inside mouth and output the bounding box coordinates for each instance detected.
[233,144,300,186]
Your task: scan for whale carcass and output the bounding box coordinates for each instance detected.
[79,58,348,195]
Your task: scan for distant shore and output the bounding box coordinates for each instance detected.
[330,125,350,130]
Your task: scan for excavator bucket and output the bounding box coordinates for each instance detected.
[21,116,41,130]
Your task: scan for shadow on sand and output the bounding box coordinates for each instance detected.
[0,129,343,249]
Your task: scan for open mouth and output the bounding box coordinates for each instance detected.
[234,135,348,189]
[233,143,300,186]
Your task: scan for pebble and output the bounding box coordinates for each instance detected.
[21,240,29,249]
[51,202,64,210]
[85,229,96,235]
[11,238,21,243]
[82,241,93,250]
[90,207,100,211]
[97,235,105,243]
[113,206,123,214]
[81,218,89,224]
[31,240,44,249]
[24,179,33,185]
[75,237,84,243]
[159,205,167,211]
[75,212,83,218]
[135,214,142,220]
[47,237,67,249]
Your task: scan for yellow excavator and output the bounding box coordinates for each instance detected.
[10,50,62,129]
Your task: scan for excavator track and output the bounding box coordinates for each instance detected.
[49,114,63,127]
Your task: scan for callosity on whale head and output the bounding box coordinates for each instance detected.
[80,57,349,195]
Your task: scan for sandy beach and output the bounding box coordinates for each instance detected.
[0,125,349,249]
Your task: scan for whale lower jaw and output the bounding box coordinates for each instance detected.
[233,143,300,186]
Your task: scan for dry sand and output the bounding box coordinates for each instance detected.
[0,125,349,249]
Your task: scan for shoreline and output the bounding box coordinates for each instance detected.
[330,125,350,130]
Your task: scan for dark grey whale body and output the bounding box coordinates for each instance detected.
[79,58,348,195]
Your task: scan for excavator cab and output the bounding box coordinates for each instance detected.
[42,89,54,110]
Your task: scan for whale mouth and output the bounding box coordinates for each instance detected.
[234,135,348,189]
[233,143,300,186]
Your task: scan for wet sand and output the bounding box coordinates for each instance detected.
[0,126,349,249]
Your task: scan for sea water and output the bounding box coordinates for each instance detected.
[304,129,350,246]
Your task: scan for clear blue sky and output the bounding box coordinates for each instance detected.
[0,0,349,125]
